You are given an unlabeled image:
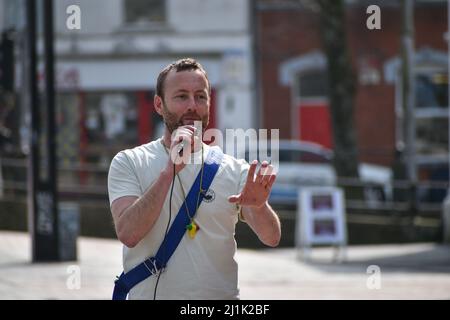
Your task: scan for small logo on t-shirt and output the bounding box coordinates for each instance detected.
[203,189,215,203]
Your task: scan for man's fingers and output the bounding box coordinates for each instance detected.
[256,161,269,184]
[171,134,191,149]
[228,194,241,204]
[261,165,273,186]
[267,174,277,189]
[246,160,258,183]
[171,126,196,147]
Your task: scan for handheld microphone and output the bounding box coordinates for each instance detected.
[177,121,202,156]
[177,140,186,155]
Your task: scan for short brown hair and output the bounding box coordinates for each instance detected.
[156,58,211,100]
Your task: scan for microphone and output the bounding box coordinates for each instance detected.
[177,140,186,155]
[176,121,202,156]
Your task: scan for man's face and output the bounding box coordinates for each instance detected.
[158,69,210,133]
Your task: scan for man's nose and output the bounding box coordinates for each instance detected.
[186,95,198,112]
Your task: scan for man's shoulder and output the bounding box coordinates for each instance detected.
[112,140,162,165]
[211,146,249,171]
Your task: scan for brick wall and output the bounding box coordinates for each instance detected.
[258,2,448,167]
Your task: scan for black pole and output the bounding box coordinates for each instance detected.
[26,0,41,261]
[44,0,56,156]
[27,0,59,261]
[43,0,59,259]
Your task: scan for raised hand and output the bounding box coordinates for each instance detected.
[228,160,277,208]
[167,125,199,174]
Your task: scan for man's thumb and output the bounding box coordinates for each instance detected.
[228,195,240,203]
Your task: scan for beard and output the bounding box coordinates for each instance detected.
[161,102,209,134]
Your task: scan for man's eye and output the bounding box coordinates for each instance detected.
[176,95,187,99]
[198,95,207,100]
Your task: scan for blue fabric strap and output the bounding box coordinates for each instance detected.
[113,147,223,300]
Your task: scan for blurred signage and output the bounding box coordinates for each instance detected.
[296,187,347,261]
[57,67,80,89]
[38,67,80,90]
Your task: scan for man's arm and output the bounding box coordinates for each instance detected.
[229,160,281,247]
[111,125,198,248]
[111,168,174,248]
[242,202,281,247]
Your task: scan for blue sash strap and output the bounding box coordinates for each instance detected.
[113,147,223,300]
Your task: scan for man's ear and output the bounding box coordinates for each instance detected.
[154,95,163,116]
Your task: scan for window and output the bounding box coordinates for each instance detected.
[297,71,328,99]
[413,69,449,202]
[124,0,166,25]
[415,72,448,108]
[385,49,448,200]
[416,117,448,157]
[79,92,138,168]
[414,70,449,158]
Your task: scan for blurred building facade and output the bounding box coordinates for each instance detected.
[256,0,448,200]
[0,0,447,243]
[0,0,447,202]
[0,0,255,175]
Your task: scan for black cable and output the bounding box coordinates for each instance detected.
[153,162,176,300]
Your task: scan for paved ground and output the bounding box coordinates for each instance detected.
[0,231,449,300]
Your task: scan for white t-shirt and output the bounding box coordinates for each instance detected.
[108,138,249,300]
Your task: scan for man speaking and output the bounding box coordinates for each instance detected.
[108,58,280,300]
